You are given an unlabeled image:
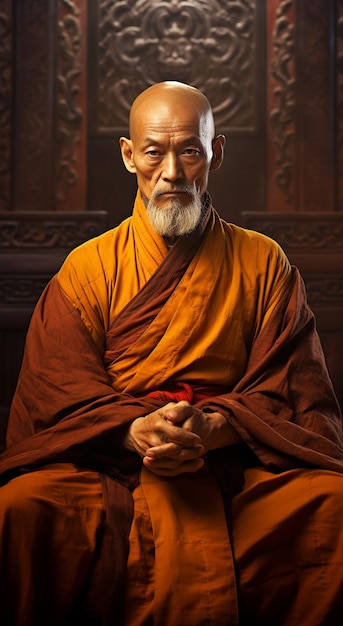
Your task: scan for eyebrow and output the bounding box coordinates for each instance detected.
[141,135,202,148]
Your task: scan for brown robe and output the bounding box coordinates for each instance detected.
[0,193,342,623]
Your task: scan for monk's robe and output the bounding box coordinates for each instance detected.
[0,191,342,625]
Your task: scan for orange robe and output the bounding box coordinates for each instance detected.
[0,191,342,624]
[124,465,343,625]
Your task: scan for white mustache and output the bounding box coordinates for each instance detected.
[152,185,194,198]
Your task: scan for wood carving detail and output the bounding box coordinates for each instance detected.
[14,2,52,211]
[243,214,343,249]
[305,276,343,306]
[0,276,50,304]
[297,0,332,213]
[97,0,256,130]
[269,0,296,205]
[0,213,107,249]
[0,4,12,211]
[56,0,83,204]
[337,0,343,211]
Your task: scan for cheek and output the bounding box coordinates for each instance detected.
[187,161,209,181]
[136,172,156,188]
[134,160,158,182]
[192,169,209,192]
[135,170,160,198]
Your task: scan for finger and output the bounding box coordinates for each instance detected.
[139,411,198,448]
[143,455,204,476]
[158,419,202,447]
[145,442,204,460]
[161,401,194,423]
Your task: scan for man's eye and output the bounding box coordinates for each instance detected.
[146,150,161,157]
[183,148,200,156]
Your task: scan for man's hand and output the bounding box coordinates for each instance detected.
[123,401,241,477]
[170,405,242,452]
[124,401,205,477]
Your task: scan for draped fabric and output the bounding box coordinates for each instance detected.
[1,191,342,478]
[124,465,343,626]
[0,191,342,624]
[124,466,240,626]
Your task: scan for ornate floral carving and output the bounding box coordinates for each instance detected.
[97,0,256,129]
[243,211,343,306]
[0,212,107,249]
[243,213,343,249]
[337,0,343,210]
[296,0,333,213]
[305,276,343,306]
[269,0,296,205]
[0,276,50,304]
[0,3,12,211]
[56,0,83,204]
[13,2,52,211]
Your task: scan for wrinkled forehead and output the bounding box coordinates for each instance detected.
[129,88,215,142]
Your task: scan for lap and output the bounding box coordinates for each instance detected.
[0,462,105,568]
[230,467,343,625]
[0,462,103,506]
[124,467,238,626]
[2,462,341,625]
[0,463,105,626]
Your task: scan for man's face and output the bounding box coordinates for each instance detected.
[128,103,214,206]
[120,89,225,238]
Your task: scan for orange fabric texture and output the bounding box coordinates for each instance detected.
[1,191,343,624]
[125,467,238,626]
[124,466,343,626]
[0,464,104,624]
[3,191,343,476]
[58,191,292,393]
[230,467,343,624]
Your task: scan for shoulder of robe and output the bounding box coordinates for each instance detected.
[57,218,132,288]
[220,220,291,275]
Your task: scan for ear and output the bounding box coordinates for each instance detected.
[119,137,136,174]
[210,134,226,172]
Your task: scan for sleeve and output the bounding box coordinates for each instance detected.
[0,276,162,479]
[197,267,343,473]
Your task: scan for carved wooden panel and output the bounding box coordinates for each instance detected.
[0,0,13,212]
[295,0,334,213]
[9,0,87,213]
[13,1,56,212]
[337,0,343,211]
[0,210,108,326]
[267,0,296,211]
[0,211,108,250]
[56,0,87,211]
[242,212,343,252]
[92,0,258,132]
[267,0,336,213]
[88,0,267,227]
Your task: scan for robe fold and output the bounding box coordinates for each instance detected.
[1,191,342,478]
[1,190,343,624]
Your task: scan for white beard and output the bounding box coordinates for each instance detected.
[146,186,202,238]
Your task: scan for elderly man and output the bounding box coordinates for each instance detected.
[0,81,342,625]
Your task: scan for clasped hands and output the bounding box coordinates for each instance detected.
[124,400,240,477]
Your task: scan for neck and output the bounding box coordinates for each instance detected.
[163,235,179,248]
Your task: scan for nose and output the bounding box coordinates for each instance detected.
[162,153,183,182]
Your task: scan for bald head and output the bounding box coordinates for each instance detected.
[129,81,215,142]
[120,81,225,216]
